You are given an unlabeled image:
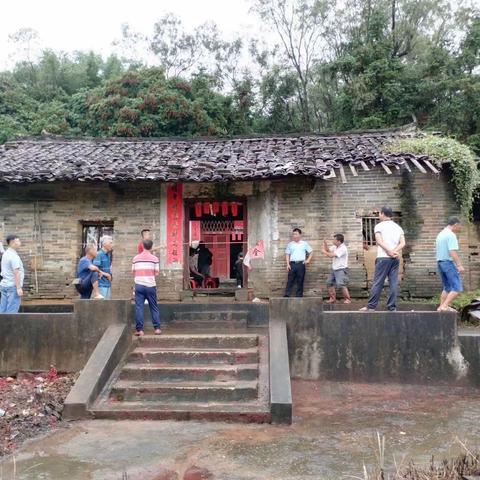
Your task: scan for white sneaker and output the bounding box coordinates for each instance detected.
[144,299,148,305]
[93,294,104,300]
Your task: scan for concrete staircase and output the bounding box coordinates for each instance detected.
[170,310,249,330]
[91,332,271,423]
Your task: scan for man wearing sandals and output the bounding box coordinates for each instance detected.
[322,234,351,304]
[436,217,464,312]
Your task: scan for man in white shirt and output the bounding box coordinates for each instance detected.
[0,235,25,313]
[284,228,313,297]
[322,233,351,304]
[360,207,405,311]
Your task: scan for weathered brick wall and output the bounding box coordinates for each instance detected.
[0,167,477,301]
[247,169,477,299]
[0,182,183,301]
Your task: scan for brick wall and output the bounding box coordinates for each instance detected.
[0,167,477,301]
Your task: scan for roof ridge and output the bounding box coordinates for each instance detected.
[5,124,420,145]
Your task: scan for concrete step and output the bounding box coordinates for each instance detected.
[172,310,248,322]
[128,347,259,365]
[110,380,259,402]
[91,400,271,423]
[137,334,259,349]
[119,363,259,382]
[168,320,247,330]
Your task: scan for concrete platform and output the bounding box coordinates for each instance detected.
[2,380,480,479]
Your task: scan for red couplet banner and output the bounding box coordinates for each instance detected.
[166,184,184,265]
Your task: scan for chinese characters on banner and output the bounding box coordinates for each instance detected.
[243,240,265,270]
[166,184,184,265]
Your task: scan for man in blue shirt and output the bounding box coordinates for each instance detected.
[0,235,24,313]
[76,245,104,299]
[94,236,113,299]
[284,228,313,297]
[436,217,464,312]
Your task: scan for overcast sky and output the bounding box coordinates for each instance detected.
[0,0,257,69]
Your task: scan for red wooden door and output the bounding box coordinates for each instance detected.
[203,234,230,278]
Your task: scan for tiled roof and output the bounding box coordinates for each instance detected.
[0,129,434,183]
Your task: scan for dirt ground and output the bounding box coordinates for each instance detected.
[0,371,76,457]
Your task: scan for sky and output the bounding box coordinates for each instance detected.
[0,0,258,69]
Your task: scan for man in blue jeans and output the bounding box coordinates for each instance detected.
[0,235,25,313]
[436,217,464,312]
[132,239,161,336]
[94,236,113,298]
[360,207,406,311]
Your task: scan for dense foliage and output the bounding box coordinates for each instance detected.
[0,1,479,152]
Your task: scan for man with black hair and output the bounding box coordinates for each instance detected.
[0,235,25,313]
[360,207,405,311]
[436,217,464,312]
[322,233,351,304]
[132,239,161,336]
[284,228,313,297]
[137,229,160,254]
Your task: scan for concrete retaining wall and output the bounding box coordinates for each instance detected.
[0,300,130,375]
[271,298,468,384]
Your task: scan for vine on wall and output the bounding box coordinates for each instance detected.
[386,135,480,218]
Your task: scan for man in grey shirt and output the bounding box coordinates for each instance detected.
[0,235,24,313]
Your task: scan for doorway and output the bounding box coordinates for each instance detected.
[184,199,247,288]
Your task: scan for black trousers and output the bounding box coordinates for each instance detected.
[284,262,306,297]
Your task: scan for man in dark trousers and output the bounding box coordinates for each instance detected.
[284,228,313,297]
[360,206,405,311]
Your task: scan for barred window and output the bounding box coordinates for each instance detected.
[362,212,402,246]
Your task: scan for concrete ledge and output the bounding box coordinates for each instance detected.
[63,323,131,420]
[269,315,292,425]
[459,329,480,386]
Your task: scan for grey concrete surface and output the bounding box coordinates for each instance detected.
[2,380,480,480]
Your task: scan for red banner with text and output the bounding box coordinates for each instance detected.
[166,184,184,265]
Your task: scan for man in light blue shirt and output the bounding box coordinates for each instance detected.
[93,236,113,299]
[0,235,25,313]
[284,228,313,297]
[436,217,464,312]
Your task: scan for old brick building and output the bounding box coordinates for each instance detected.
[0,129,478,300]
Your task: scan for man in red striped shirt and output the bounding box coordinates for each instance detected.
[132,239,161,336]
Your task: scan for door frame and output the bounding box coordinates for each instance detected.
[183,196,248,289]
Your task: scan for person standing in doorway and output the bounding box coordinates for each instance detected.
[0,235,25,313]
[360,207,405,311]
[284,228,313,298]
[235,252,244,288]
[436,217,464,312]
[76,245,104,299]
[322,234,351,304]
[197,241,213,277]
[94,236,113,299]
[132,239,161,336]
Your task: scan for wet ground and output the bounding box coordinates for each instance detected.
[1,380,480,480]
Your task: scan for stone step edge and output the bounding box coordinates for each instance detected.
[112,380,259,390]
[121,363,259,371]
[131,347,259,354]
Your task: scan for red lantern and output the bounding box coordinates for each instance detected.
[203,202,210,215]
[231,202,238,217]
[194,202,202,217]
[212,201,220,215]
[221,201,229,216]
